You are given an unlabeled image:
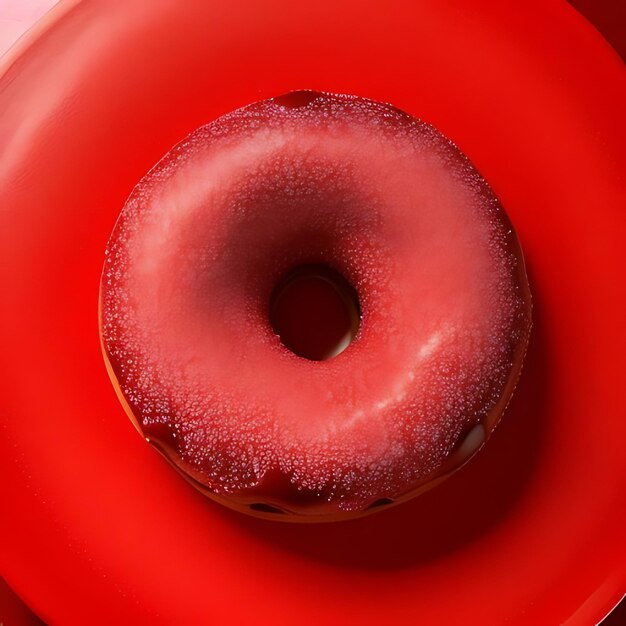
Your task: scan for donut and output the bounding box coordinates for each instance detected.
[100,91,531,521]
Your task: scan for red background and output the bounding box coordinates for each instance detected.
[0,0,624,624]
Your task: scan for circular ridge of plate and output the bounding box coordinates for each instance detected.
[0,1,624,624]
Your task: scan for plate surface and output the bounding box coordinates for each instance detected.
[0,1,624,624]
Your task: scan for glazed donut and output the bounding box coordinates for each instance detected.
[100,91,531,521]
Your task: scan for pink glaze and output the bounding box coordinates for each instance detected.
[100,92,531,520]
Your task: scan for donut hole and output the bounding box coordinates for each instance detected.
[269,264,360,361]
[248,502,287,515]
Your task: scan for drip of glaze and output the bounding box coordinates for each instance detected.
[272,90,322,109]
[364,497,394,511]
[248,502,286,515]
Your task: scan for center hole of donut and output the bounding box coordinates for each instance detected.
[269,264,360,361]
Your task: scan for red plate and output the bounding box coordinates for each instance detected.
[1,1,624,624]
